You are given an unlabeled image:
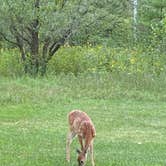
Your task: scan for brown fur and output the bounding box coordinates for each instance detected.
[66,110,96,166]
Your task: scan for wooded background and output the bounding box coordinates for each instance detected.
[0,0,166,76]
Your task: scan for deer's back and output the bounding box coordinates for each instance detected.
[68,110,96,138]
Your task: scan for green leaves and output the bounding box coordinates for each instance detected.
[0,0,129,45]
[0,0,132,75]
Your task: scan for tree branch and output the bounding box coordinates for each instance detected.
[61,0,68,9]
[0,31,18,46]
[47,29,71,61]
[10,25,31,46]
[42,37,50,59]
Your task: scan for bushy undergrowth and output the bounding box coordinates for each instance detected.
[48,46,166,76]
[0,49,23,77]
[0,46,166,77]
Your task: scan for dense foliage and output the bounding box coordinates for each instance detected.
[0,0,130,76]
[0,46,165,77]
[0,0,165,76]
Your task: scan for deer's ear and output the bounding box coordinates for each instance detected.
[76,149,81,154]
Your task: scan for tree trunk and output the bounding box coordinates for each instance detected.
[40,38,50,76]
[30,23,39,75]
[14,35,28,74]
[40,29,71,76]
[20,47,28,74]
[29,0,40,76]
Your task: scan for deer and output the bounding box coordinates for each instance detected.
[66,110,96,166]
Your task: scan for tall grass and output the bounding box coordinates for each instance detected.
[0,72,166,106]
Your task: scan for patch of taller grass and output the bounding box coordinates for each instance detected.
[0,72,166,107]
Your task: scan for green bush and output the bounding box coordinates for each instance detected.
[0,46,166,77]
[0,49,23,77]
[48,46,166,76]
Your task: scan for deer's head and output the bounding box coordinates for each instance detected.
[76,149,87,166]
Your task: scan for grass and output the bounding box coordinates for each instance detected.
[0,72,166,166]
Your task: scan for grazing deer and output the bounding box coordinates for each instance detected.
[66,110,96,166]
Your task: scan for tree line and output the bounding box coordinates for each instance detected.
[0,0,166,76]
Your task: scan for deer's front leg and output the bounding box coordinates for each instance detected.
[90,141,95,166]
[78,135,84,151]
[66,131,76,162]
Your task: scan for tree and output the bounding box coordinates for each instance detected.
[0,0,129,76]
[137,0,166,51]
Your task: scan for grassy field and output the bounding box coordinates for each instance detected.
[0,73,166,166]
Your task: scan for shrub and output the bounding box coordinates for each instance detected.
[0,48,23,77]
[0,46,165,77]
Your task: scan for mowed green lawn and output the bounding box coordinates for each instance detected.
[0,73,166,166]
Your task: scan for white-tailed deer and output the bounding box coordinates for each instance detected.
[66,110,96,166]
